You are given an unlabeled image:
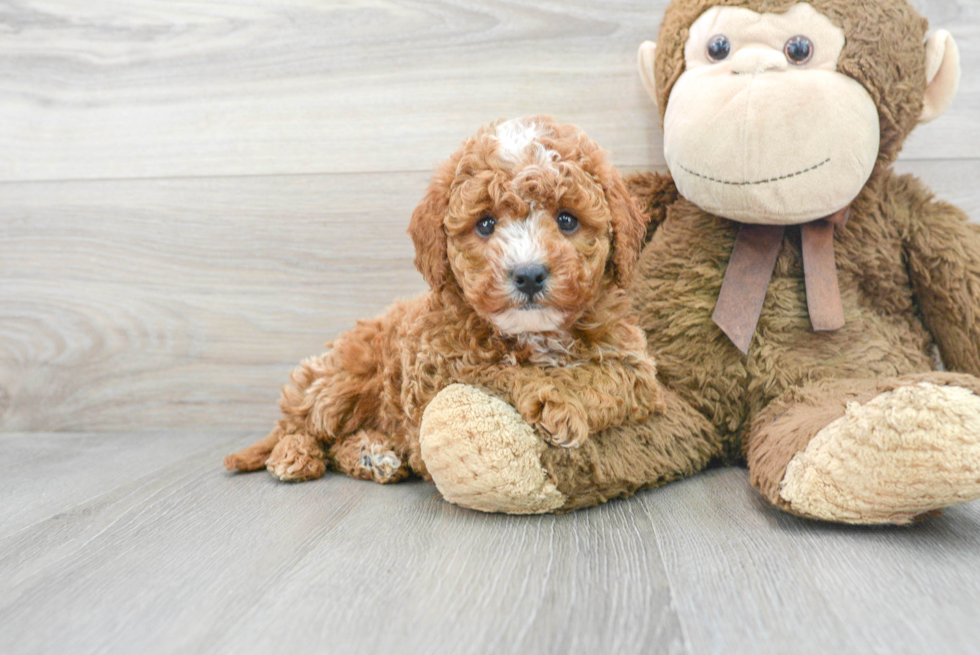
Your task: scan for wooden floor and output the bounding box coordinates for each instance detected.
[3,1,980,653]
[2,431,979,655]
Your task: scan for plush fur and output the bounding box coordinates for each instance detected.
[421,384,567,514]
[777,379,980,524]
[417,0,980,523]
[224,116,662,484]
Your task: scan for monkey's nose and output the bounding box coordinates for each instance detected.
[729,48,788,75]
[512,264,549,298]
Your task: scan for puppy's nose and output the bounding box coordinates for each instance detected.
[512,264,549,298]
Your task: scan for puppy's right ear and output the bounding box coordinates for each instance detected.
[603,166,650,289]
[408,161,454,290]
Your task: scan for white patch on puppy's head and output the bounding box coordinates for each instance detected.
[495,119,541,159]
[494,118,561,172]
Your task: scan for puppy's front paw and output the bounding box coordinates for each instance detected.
[266,432,326,482]
[535,397,590,449]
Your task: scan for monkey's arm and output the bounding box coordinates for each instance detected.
[625,171,678,243]
[899,175,980,375]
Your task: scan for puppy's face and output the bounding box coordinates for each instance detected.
[410,117,647,335]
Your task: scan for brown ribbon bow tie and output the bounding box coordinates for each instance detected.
[712,205,851,354]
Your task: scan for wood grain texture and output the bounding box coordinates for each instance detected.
[3,161,979,433]
[0,430,685,655]
[643,468,980,655]
[2,432,979,655]
[0,0,976,182]
[1,173,427,431]
[0,430,245,534]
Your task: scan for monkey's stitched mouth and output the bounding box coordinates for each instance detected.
[678,158,831,187]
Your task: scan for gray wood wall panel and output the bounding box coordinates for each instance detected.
[1,173,427,431]
[2,0,977,432]
[3,161,979,432]
[0,0,976,182]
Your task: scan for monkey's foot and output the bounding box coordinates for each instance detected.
[779,382,980,524]
[419,384,566,514]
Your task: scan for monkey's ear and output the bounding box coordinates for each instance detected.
[637,41,659,110]
[606,170,650,288]
[921,30,960,123]
[407,166,453,290]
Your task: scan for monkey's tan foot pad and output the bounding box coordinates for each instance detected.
[419,384,566,514]
[266,435,327,482]
[780,382,980,525]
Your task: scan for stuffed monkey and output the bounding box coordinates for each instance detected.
[418,0,980,524]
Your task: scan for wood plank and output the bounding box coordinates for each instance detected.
[4,433,980,655]
[0,173,429,432]
[0,431,685,655]
[0,430,242,535]
[644,468,980,655]
[0,0,975,182]
[1,172,427,289]
[3,161,979,432]
[904,0,980,161]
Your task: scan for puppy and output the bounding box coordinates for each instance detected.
[224,116,663,484]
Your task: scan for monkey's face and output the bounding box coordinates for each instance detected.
[660,3,880,224]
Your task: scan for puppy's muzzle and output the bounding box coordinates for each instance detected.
[511,264,549,301]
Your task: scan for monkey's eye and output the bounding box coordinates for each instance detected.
[556,211,579,234]
[476,216,496,237]
[784,36,814,65]
[706,35,731,62]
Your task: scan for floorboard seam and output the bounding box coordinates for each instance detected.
[0,438,239,542]
[0,157,974,187]
[639,495,696,655]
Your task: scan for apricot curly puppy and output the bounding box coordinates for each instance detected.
[224,116,663,484]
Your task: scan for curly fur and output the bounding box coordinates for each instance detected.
[224,116,663,483]
[576,0,980,520]
[415,1,980,522]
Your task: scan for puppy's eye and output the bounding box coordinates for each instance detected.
[556,211,579,234]
[707,35,731,62]
[784,35,813,65]
[475,216,496,237]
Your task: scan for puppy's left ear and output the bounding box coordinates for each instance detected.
[408,161,454,290]
[605,169,650,288]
